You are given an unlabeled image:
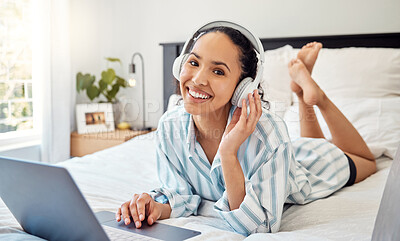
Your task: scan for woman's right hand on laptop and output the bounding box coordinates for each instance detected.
[116,193,171,228]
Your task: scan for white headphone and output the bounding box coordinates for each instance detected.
[172,20,265,108]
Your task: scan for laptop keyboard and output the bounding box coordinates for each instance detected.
[103,225,162,241]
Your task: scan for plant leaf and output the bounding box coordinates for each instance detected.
[76,72,83,92]
[89,75,95,86]
[107,84,120,100]
[116,76,127,87]
[86,85,100,101]
[99,79,108,92]
[101,68,116,85]
[77,72,95,92]
[85,75,94,88]
[105,57,121,64]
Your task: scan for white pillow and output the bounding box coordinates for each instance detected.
[311,47,400,99]
[284,97,400,159]
[167,94,182,111]
[261,45,298,118]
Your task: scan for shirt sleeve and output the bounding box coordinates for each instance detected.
[150,128,201,218]
[213,142,293,236]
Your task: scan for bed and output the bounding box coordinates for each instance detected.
[1,32,400,241]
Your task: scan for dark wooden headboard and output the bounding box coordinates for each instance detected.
[160,32,400,112]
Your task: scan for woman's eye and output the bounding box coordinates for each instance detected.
[214,69,224,76]
[189,60,198,66]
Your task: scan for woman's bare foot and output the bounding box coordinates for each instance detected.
[297,42,323,74]
[290,80,303,96]
[288,59,324,106]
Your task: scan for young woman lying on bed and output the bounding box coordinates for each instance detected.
[116,21,376,236]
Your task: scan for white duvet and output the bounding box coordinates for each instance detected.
[0,132,393,241]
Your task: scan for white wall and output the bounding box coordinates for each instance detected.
[70,0,400,130]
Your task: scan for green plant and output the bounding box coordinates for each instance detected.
[76,57,128,103]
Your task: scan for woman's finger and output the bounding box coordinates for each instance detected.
[230,106,241,125]
[247,92,256,126]
[135,193,152,228]
[255,90,262,118]
[240,99,247,118]
[251,90,262,131]
[238,99,247,126]
[116,207,122,222]
[128,194,140,226]
[120,201,132,225]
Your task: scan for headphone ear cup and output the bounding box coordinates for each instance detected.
[172,54,188,81]
[231,77,254,107]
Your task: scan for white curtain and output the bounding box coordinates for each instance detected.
[36,0,71,163]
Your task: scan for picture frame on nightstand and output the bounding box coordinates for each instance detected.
[76,103,115,134]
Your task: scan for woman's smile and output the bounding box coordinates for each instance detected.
[186,86,213,103]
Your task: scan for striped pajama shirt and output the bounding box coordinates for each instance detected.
[150,105,349,236]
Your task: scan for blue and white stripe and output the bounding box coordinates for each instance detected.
[150,105,349,236]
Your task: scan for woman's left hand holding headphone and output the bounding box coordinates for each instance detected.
[219,89,262,157]
[218,89,262,210]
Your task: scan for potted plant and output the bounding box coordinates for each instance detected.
[76,57,128,125]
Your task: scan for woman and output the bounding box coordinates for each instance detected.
[116,23,376,235]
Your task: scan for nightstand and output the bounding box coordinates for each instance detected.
[70,129,154,157]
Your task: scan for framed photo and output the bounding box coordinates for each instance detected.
[76,103,115,134]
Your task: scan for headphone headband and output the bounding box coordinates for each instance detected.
[180,21,265,64]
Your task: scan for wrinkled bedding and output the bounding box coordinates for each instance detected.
[0,132,392,240]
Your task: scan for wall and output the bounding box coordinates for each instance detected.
[70,0,400,130]
[70,0,134,130]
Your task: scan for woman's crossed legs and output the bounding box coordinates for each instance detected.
[289,42,376,183]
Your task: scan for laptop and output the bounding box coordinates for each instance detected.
[372,145,400,241]
[0,157,201,241]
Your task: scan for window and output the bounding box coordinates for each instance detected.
[0,0,34,134]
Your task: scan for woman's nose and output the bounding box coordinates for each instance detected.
[192,68,208,86]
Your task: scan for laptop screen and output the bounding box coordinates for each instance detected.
[372,145,400,240]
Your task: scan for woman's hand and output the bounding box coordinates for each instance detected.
[219,90,262,156]
[116,193,167,228]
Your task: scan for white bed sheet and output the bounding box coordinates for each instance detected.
[0,131,393,241]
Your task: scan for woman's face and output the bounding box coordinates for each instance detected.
[179,32,242,117]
